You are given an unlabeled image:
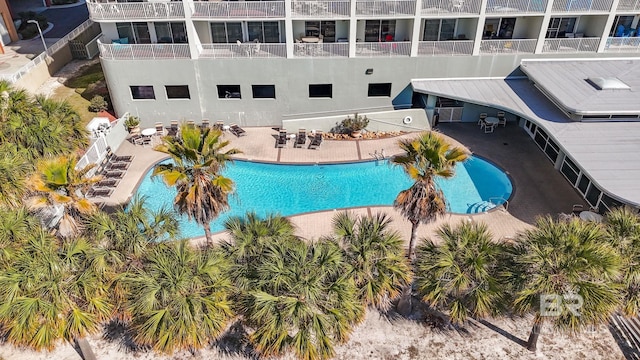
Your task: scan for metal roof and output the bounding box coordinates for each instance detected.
[411,77,640,206]
[520,59,640,115]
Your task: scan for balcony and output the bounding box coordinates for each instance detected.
[617,0,640,11]
[356,1,416,16]
[192,1,285,18]
[542,37,600,53]
[485,0,547,14]
[418,40,474,56]
[200,43,286,58]
[291,1,351,17]
[479,39,537,54]
[294,42,349,57]
[603,37,640,53]
[99,42,191,60]
[551,0,613,12]
[87,0,185,21]
[355,41,410,56]
[421,0,481,15]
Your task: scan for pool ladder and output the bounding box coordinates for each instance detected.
[370,149,386,161]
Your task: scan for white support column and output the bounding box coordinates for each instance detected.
[183,0,201,59]
[472,0,489,55]
[285,0,294,58]
[597,0,621,52]
[410,0,422,57]
[533,0,556,53]
[349,0,357,57]
[426,94,437,126]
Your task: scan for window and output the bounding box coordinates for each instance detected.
[309,84,332,98]
[211,22,243,43]
[165,85,190,99]
[155,22,187,43]
[305,21,336,42]
[610,15,635,36]
[252,85,275,99]
[116,22,151,44]
[560,157,579,186]
[368,83,392,97]
[423,19,457,41]
[483,18,515,39]
[130,86,155,100]
[247,21,280,43]
[364,20,395,42]
[217,85,241,99]
[546,17,577,38]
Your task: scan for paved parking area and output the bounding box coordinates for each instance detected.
[104,123,585,245]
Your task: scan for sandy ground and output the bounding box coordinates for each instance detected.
[0,307,625,360]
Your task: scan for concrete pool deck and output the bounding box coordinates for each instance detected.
[101,123,585,245]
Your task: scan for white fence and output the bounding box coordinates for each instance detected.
[294,43,349,57]
[617,0,640,10]
[551,0,613,12]
[604,37,640,53]
[418,40,474,56]
[98,41,191,60]
[291,1,351,17]
[421,0,482,15]
[436,107,463,122]
[355,41,411,56]
[76,114,129,177]
[87,0,185,20]
[200,43,286,58]
[355,0,416,16]
[479,39,537,54]
[192,1,285,18]
[542,37,600,53]
[485,0,548,13]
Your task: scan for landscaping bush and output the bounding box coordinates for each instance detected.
[88,95,108,113]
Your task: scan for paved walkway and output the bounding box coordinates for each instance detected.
[103,123,585,245]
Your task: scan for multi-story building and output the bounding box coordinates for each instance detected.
[88,0,640,126]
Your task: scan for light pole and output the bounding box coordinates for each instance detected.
[26,20,48,53]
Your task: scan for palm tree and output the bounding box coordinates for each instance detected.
[0,207,39,266]
[125,240,233,354]
[392,132,469,259]
[508,216,621,352]
[153,125,241,242]
[0,144,30,208]
[26,155,101,238]
[0,229,113,351]
[414,220,506,325]
[328,211,412,310]
[604,206,640,316]
[224,213,364,360]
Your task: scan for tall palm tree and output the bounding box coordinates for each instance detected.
[26,155,101,238]
[328,211,412,310]
[392,132,469,259]
[0,230,113,351]
[125,240,233,354]
[153,125,241,242]
[603,206,640,316]
[508,216,621,352]
[414,221,506,325]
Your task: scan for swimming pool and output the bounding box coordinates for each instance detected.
[136,157,512,238]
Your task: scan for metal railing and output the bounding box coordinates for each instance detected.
[192,1,285,18]
[200,43,286,58]
[551,0,613,12]
[435,107,463,122]
[355,41,411,56]
[99,41,191,60]
[418,40,474,56]
[421,0,482,15]
[485,0,547,13]
[294,42,349,57]
[542,37,600,53]
[603,37,640,53]
[87,0,185,20]
[291,0,351,17]
[479,39,537,54]
[616,0,640,10]
[355,0,416,16]
[77,136,108,177]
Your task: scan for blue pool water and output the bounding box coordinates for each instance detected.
[136,157,512,238]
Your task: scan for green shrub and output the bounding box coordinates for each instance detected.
[88,95,108,112]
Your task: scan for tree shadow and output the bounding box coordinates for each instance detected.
[102,320,151,354]
[212,320,259,360]
[477,318,528,348]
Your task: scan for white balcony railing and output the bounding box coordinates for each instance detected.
[99,42,191,60]
[87,0,184,20]
[542,37,600,53]
[356,1,416,16]
[421,0,482,15]
[355,41,410,56]
[479,39,537,54]
[294,43,349,57]
[192,1,285,18]
[291,0,351,17]
[200,43,287,58]
[485,0,547,13]
[551,0,613,12]
[617,0,640,10]
[417,40,474,56]
[603,37,640,53]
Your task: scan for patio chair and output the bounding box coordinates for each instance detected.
[104,170,125,179]
[295,128,307,148]
[167,120,179,136]
[276,129,287,148]
[129,134,143,145]
[200,119,210,130]
[154,122,165,136]
[497,111,506,127]
[308,131,323,149]
[106,147,134,163]
[229,123,246,137]
[483,119,495,133]
[186,120,196,128]
[87,187,113,198]
[95,179,119,188]
[213,121,224,131]
[572,204,584,216]
[106,161,130,171]
[478,113,488,127]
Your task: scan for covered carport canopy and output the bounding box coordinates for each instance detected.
[411,68,640,207]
